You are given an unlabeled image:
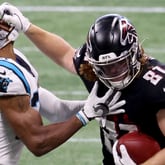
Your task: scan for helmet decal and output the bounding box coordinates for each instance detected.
[99,53,117,62]
[120,18,138,46]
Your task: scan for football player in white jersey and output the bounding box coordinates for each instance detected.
[0,16,125,165]
[0,19,83,164]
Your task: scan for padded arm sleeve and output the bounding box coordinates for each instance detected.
[39,87,85,123]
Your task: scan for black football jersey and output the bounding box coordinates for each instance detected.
[73,44,165,165]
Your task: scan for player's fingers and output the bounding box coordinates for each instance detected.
[120,144,130,157]
[109,109,125,115]
[102,87,113,102]
[109,100,126,111]
[108,91,121,106]
[90,81,98,96]
[112,140,119,156]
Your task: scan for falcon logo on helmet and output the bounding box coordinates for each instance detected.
[120,19,137,46]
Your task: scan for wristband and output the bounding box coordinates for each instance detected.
[76,110,89,126]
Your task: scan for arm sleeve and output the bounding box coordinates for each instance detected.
[39,87,85,123]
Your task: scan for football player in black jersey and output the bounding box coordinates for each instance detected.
[2,3,165,165]
[74,14,165,165]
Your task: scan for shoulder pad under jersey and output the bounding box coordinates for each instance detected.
[0,59,31,96]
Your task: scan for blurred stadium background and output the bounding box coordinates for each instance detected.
[3,0,165,164]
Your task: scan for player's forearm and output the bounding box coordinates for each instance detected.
[25,115,83,156]
[25,24,76,73]
[141,149,165,165]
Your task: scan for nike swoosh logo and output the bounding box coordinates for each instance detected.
[0,70,6,75]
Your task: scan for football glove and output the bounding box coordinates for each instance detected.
[76,81,126,126]
[0,2,31,32]
[112,140,136,165]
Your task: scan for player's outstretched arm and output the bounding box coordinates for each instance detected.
[25,24,76,73]
[0,81,125,156]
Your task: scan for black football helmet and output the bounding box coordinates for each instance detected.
[86,14,141,90]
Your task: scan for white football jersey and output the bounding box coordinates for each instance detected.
[0,49,40,165]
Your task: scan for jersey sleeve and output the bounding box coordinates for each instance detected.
[73,43,87,73]
[0,59,31,96]
[153,80,165,111]
[142,60,165,112]
[73,43,95,92]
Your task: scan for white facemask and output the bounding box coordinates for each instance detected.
[0,27,19,49]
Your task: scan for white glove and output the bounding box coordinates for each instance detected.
[112,140,136,165]
[76,81,126,126]
[0,2,30,32]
